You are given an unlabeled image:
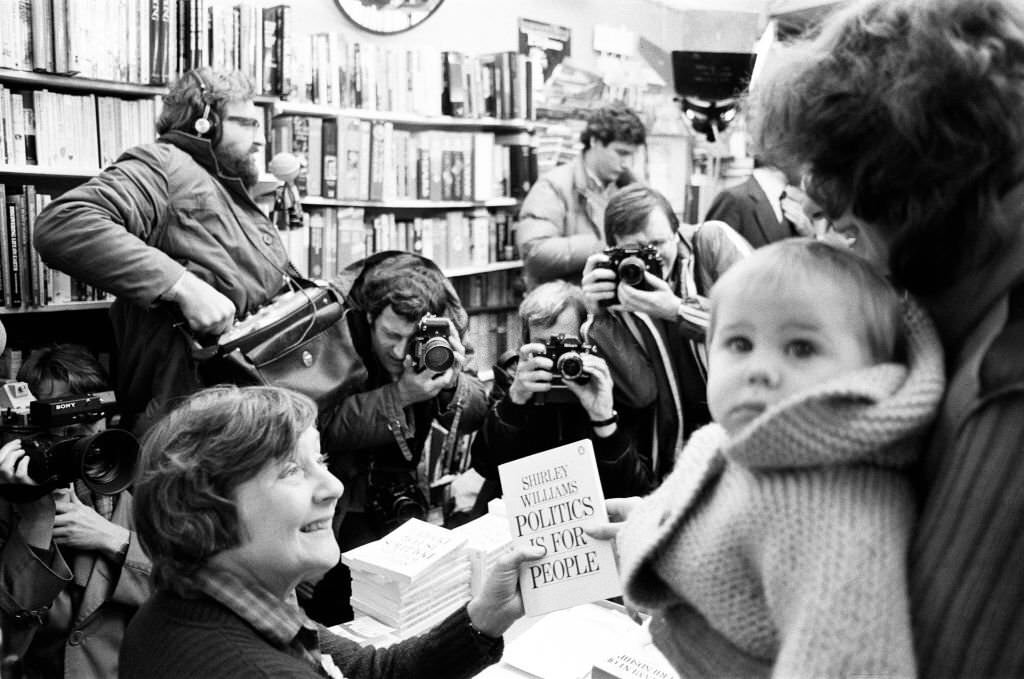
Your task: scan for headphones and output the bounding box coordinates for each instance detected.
[192,71,214,136]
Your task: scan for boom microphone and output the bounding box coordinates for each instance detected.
[269,152,302,184]
[267,152,304,230]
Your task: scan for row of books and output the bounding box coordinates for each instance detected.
[0,184,110,309]
[441,50,535,122]
[0,0,158,83]
[450,269,522,312]
[0,85,158,168]
[295,38,537,121]
[0,0,291,90]
[463,308,521,375]
[272,115,539,203]
[281,206,518,282]
[1,2,537,122]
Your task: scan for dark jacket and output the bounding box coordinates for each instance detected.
[119,591,501,679]
[703,175,793,248]
[471,379,655,500]
[906,183,1024,678]
[33,132,289,427]
[589,226,750,480]
[319,252,489,518]
[0,491,151,679]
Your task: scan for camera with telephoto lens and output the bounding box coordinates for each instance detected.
[595,243,664,306]
[410,314,455,373]
[366,474,429,534]
[0,382,139,503]
[531,334,596,406]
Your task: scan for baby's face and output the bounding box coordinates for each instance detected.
[707,279,876,437]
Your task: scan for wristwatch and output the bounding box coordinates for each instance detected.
[589,411,618,428]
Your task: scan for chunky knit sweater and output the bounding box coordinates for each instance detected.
[618,300,945,679]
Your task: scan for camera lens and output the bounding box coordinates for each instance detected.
[391,494,427,523]
[617,256,647,286]
[421,337,455,372]
[556,352,585,380]
[72,429,139,496]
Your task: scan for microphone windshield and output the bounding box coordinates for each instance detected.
[268,152,301,183]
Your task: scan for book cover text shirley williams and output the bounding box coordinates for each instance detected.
[498,438,621,616]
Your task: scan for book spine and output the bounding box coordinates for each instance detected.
[321,117,338,199]
[0,184,8,305]
[24,184,39,306]
[306,115,322,198]
[6,194,22,306]
[148,0,161,83]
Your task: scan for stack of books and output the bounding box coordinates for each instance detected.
[341,518,472,640]
[451,511,513,596]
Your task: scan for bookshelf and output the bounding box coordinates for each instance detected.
[0,3,535,382]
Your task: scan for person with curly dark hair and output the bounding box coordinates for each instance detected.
[306,251,489,626]
[516,103,646,288]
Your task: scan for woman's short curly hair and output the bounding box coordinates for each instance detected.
[132,385,317,594]
[580,104,647,150]
[748,0,1024,293]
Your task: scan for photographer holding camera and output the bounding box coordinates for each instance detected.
[471,281,655,507]
[582,184,751,481]
[0,344,150,679]
[307,252,489,626]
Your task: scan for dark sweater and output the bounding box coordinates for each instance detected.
[119,590,502,679]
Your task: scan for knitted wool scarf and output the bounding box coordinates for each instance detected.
[617,299,946,678]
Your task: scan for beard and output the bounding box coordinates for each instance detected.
[214,144,260,188]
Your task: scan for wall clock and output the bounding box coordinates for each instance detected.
[334,0,447,35]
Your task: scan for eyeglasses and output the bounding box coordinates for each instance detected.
[224,115,262,130]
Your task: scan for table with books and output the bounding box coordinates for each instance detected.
[331,439,679,679]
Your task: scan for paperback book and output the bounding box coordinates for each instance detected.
[497,438,621,616]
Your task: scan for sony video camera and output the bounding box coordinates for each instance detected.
[595,243,664,306]
[410,315,455,373]
[532,334,596,405]
[0,382,139,503]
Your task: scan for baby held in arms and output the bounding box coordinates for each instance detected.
[614,238,945,678]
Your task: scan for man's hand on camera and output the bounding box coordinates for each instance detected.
[396,357,453,406]
[52,485,130,559]
[164,270,236,336]
[616,272,679,321]
[507,342,554,405]
[582,253,618,314]
[0,438,35,486]
[564,354,615,432]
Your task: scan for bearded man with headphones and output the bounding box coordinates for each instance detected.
[34,67,285,435]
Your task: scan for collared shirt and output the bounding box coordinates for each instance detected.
[192,566,323,673]
[751,166,787,224]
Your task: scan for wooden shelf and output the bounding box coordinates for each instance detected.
[301,196,518,210]
[0,164,99,178]
[0,68,163,97]
[2,300,112,314]
[273,100,537,132]
[443,260,522,278]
